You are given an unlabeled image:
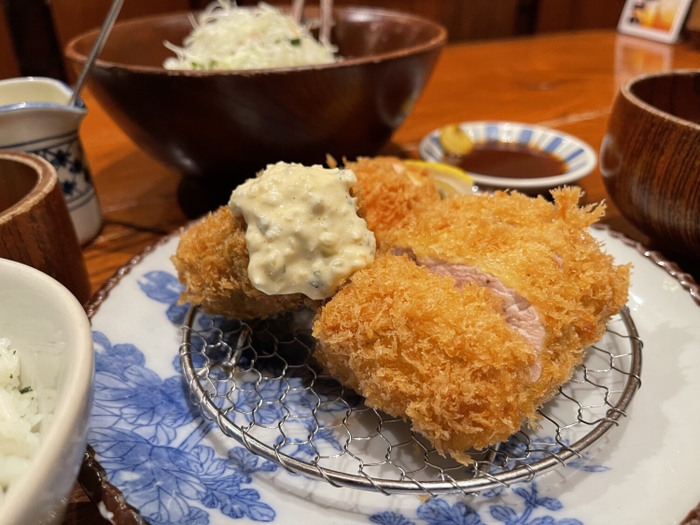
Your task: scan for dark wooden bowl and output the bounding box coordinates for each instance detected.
[65,7,446,184]
[600,70,700,259]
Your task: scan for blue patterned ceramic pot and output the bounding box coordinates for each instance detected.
[0,77,102,245]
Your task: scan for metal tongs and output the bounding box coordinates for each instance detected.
[291,0,334,46]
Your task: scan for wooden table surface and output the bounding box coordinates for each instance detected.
[60,29,700,524]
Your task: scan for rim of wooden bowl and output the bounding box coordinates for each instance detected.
[0,152,56,223]
[621,69,700,131]
[64,6,447,76]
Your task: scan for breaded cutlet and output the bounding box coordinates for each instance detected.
[172,157,440,318]
[313,187,630,463]
[347,157,440,249]
[313,253,538,464]
[386,187,630,404]
[171,206,319,319]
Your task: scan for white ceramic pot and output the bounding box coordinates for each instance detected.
[0,77,102,245]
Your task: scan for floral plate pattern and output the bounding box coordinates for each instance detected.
[84,227,700,525]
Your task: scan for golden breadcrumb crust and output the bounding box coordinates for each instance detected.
[386,187,630,402]
[313,254,539,463]
[171,206,318,319]
[346,157,440,249]
[313,187,630,463]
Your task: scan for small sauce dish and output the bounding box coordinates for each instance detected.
[418,121,597,193]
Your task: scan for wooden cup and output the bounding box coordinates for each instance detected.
[601,70,700,259]
[0,152,91,304]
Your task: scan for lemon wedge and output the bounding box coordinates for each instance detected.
[405,160,475,197]
[439,124,474,156]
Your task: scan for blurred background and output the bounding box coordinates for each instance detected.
[0,0,628,82]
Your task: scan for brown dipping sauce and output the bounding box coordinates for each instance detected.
[448,142,567,179]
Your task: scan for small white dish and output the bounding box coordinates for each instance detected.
[418,121,597,192]
[0,259,94,525]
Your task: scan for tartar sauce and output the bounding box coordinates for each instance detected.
[229,162,376,300]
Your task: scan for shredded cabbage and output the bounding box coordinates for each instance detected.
[163,1,337,71]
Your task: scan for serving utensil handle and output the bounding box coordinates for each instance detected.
[69,0,124,106]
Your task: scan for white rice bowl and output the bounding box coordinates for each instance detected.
[0,260,93,525]
[0,337,57,504]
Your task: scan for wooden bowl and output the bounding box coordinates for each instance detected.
[601,70,700,258]
[65,7,446,185]
[0,152,91,304]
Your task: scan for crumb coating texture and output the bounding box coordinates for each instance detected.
[171,206,318,319]
[386,187,630,403]
[313,254,537,463]
[314,187,630,462]
[347,157,440,249]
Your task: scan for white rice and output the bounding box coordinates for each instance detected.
[0,337,55,505]
[163,1,337,71]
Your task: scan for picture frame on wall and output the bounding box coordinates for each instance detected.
[618,0,694,43]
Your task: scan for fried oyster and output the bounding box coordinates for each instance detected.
[171,206,320,319]
[172,157,440,318]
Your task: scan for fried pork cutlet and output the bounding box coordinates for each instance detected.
[346,157,441,249]
[172,206,319,319]
[313,187,630,463]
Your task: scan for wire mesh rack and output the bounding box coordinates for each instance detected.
[179,305,642,496]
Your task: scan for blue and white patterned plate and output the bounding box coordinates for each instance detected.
[418,122,597,192]
[86,227,700,525]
